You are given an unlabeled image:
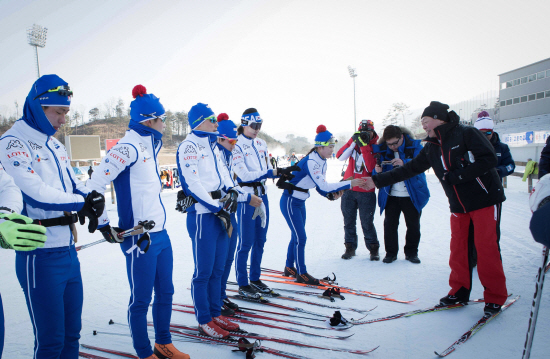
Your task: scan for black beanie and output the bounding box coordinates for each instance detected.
[421,101,450,122]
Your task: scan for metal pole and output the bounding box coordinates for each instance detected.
[353,76,357,130]
[34,45,40,78]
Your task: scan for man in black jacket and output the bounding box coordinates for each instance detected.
[539,137,550,179]
[363,101,508,316]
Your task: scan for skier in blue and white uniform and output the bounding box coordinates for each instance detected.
[278,125,367,284]
[232,108,299,297]
[0,74,105,359]
[176,103,242,339]
[0,165,47,358]
[86,85,189,359]
[215,113,263,314]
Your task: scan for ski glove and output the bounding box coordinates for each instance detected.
[99,224,123,243]
[0,213,47,251]
[176,190,197,213]
[327,192,337,201]
[277,165,301,177]
[215,209,232,231]
[77,190,105,233]
[220,188,239,214]
[252,202,267,228]
[352,132,369,147]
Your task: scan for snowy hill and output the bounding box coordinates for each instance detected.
[1,160,548,358]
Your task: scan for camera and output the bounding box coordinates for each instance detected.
[359,119,373,143]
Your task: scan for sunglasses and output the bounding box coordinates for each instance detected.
[249,122,262,130]
[142,113,167,123]
[204,115,217,124]
[483,131,492,136]
[33,85,73,101]
[387,139,400,147]
[315,137,338,146]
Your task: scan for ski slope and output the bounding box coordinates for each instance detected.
[0,159,548,358]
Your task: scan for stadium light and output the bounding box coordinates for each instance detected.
[348,66,358,130]
[27,24,48,78]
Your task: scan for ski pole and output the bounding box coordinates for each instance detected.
[75,220,155,252]
[522,246,549,359]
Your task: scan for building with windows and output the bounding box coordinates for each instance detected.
[496,58,550,161]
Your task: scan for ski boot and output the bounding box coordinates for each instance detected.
[199,321,230,338]
[142,355,159,359]
[439,294,468,306]
[341,243,355,259]
[296,273,320,285]
[154,343,190,359]
[369,245,380,261]
[283,266,297,277]
[238,284,262,299]
[213,315,240,331]
[223,297,239,310]
[484,303,502,316]
[221,305,234,316]
[250,280,274,294]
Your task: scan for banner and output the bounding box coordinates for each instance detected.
[105,139,120,152]
[502,130,550,147]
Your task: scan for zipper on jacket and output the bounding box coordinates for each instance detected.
[251,141,264,171]
[46,138,67,192]
[437,128,466,213]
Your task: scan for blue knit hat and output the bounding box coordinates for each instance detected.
[21,74,71,136]
[314,125,335,146]
[129,85,165,124]
[216,113,238,140]
[189,103,215,129]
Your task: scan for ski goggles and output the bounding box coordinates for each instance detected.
[221,136,238,145]
[141,113,167,122]
[314,137,338,146]
[482,130,492,136]
[33,85,73,101]
[248,122,262,130]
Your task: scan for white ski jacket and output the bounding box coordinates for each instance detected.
[232,135,275,195]
[86,129,166,233]
[177,131,238,214]
[0,163,23,214]
[0,120,89,248]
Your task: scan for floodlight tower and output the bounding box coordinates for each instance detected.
[27,24,48,78]
[348,65,357,130]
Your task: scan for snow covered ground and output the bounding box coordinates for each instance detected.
[1,159,548,359]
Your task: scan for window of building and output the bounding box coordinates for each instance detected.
[547,70,550,78]
[500,83,506,90]
[521,76,528,84]
[538,72,545,80]
[529,74,537,82]
[537,92,545,99]
[506,99,513,105]
[506,81,513,88]
[500,100,506,107]
[521,96,528,102]
[529,94,536,101]
[546,90,550,98]
[513,79,520,86]
[512,97,519,104]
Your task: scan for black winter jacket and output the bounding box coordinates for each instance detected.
[373,115,505,213]
[539,137,550,179]
[490,132,515,179]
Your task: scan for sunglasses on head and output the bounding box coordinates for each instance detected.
[33,85,73,101]
[249,122,262,130]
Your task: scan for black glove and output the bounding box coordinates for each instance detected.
[327,192,336,201]
[220,188,239,214]
[100,225,123,243]
[215,209,231,231]
[278,165,301,177]
[78,190,105,233]
[360,131,372,144]
[176,190,196,213]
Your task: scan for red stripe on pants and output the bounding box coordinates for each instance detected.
[449,205,508,305]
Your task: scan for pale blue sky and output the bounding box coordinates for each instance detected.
[0,0,548,138]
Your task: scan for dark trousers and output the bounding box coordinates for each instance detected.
[383,196,421,257]
[341,190,379,250]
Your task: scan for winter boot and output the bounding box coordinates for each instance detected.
[250,280,272,294]
[154,343,190,359]
[382,255,397,263]
[199,321,230,338]
[484,303,502,316]
[284,266,297,277]
[223,297,239,310]
[405,255,421,264]
[341,243,355,260]
[439,294,468,306]
[296,273,320,285]
[238,284,262,299]
[213,315,240,331]
[369,245,380,261]
[221,305,235,316]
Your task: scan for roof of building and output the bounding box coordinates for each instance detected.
[499,57,550,77]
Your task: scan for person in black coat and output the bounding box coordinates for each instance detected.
[539,137,550,179]
[363,101,508,316]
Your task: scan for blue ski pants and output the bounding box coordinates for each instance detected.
[280,194,309,275]
[187,212,229,325]
[16,246,83,359]
[221,213,238,300]
[235,194,270,286]
[121,230,174,359]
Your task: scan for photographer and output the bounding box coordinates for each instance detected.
[372,125,430,264]
[336,120,380,260]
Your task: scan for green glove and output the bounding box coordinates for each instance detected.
[0,213,47,251]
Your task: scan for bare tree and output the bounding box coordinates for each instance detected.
[89,108,100,121]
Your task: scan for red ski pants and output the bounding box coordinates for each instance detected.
[448,204,508,305]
